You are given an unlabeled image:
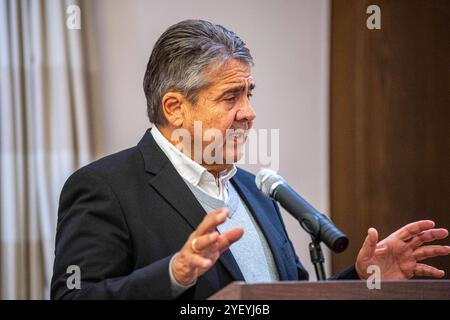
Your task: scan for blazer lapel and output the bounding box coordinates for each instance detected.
[137,129,245,281]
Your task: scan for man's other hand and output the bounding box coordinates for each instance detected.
[356,220,450,280]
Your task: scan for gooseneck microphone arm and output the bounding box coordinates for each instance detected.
[255,170,349,280]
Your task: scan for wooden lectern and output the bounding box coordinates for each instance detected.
[209,280,450,300]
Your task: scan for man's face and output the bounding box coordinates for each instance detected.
[183,59,256,171]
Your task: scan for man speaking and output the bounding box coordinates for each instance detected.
[51,19,449,299]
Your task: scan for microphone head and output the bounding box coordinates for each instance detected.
[255,169,285,197]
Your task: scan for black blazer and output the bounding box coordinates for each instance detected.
[51,128,358,299]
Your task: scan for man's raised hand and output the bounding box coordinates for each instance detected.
[172,208,244,286]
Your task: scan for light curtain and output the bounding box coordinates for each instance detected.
[0,0,91,299]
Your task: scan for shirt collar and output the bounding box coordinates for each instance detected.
[150,126,237,188]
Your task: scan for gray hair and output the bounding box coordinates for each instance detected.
[143,19,254,125]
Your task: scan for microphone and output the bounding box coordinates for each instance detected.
[255,169,348,253]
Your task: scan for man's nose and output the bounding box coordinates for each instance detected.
[236,100,256,122]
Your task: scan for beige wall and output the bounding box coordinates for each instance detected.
[87,0,331,279]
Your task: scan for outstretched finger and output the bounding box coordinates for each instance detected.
[413,263,445,278]
[191,232,219,253]
[394,220,435,241]
[408,229,449,247]
[413,245,450,261]
[195,208,228,237]
[359,228,378,260]
[217,227,244,253]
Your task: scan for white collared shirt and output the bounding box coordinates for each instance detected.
[151,125,237,202]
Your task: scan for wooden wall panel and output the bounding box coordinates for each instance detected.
[330,0,450,277]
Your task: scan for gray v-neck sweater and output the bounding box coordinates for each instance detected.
[185,180,279,282]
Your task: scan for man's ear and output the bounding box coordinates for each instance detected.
[161,92,187,127]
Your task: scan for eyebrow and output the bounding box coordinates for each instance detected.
[216,82,256,100]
